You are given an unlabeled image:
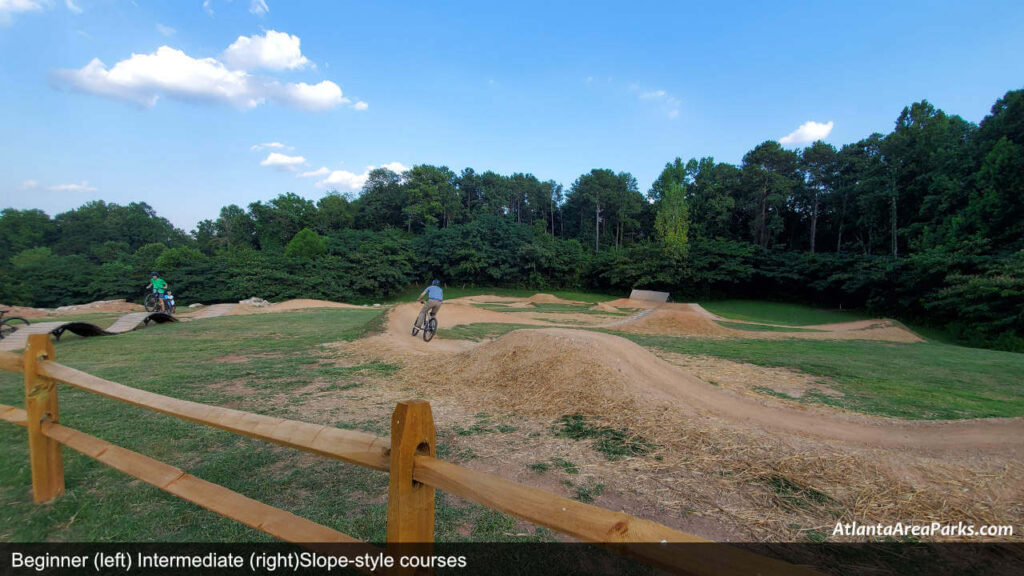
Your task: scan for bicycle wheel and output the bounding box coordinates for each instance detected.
[423,317,437,342]
[144,293,158,312]
[0,316,29,339]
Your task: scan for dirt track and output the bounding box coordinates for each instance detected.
[364,296,1023,455]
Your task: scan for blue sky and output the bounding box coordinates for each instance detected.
[1,0,1022,231]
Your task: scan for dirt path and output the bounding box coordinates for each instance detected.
[686,303,923,342]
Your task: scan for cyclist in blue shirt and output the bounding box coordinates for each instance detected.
[415,279,443,332]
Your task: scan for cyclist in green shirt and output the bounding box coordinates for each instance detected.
[147,271,169,312]
[147,271,168,295]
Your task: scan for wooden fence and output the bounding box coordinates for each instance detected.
[0,334,818,575]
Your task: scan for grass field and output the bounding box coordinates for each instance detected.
[714,321,825,333]
[0,308,551,542]
[616,332,1024,419]
[700,300,875,326]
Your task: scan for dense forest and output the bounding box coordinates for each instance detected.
[1,90,1021,350]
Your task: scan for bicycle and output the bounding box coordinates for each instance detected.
[145,291,176,315]
[0,309,30,340]
[411,312,438,342]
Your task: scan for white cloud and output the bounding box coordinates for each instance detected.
[315,162,407,192]
[54,47,260,108]
[20,179,97,191]
[249,0,268,16]
[156,23,176,37]
[54,45,354,112]
[223,30,309,71]
[270,80,346,111]
[779,120,834,146]
[202,0,213,17]
[64,0,80,14]
[0,0,45,25]
[260,152,306,171]
[636,87,681,119]
[297,166,330,178]
[352,100,368,111]
[250,141,289,151]
[48,181,97,192]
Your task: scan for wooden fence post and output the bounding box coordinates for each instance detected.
[24,333,64,503]
[385,399,432,537]
[386,400,436,544]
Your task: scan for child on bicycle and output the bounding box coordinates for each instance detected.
[147,271,169,312]
[414,279,443,332]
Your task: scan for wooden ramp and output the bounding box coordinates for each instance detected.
[105,312,176,334]
[629,289,670,303]
[0,312,177,351]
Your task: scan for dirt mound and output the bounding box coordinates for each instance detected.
[229,298,363,316]
[419,328,1024,454]
[0,304,54,319]
[527,293,582,304]
[425,329,672,427]
[0,299,144,318]
[605,297,660,309]
[613,307,734,337]
[449,295,523,304]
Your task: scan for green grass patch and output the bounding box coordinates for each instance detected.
[438,323,537,341]
[551,457,579,475]
[716,321,824,333]
[701,299,874,326]
[554,414,655,460]
[617,332,1024,419]
[765,475,834,510]
[527,461,551,474]
[0,306,552,542]
[572,481,605,504]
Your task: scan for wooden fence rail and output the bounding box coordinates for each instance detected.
[0,337,818,576]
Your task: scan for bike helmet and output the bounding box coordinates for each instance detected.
[432,279,440,286]
[150,271,159,276]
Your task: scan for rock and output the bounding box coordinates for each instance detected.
[239,297,271,307]
[188,303,205,308]
[373,303,381,307]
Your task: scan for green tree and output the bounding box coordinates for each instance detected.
[285,228,326,259]
[654,179,690,260]
[800,141,839,253]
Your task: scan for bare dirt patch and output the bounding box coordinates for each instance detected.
[228,298,365,316]
[613,307,735,338]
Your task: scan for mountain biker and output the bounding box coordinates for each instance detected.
[414,279,443,333]
[146,271,169,311]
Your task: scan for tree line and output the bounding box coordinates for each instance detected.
[1,90,1021,350]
